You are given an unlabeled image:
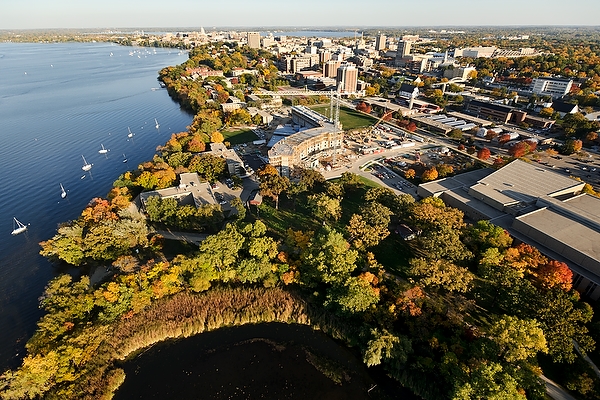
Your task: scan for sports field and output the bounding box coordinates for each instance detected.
[310,104,377,130]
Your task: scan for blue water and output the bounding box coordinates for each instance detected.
[0,42,193,370]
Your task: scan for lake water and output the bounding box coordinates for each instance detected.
[114,323,415,400]
[0,42,193,371]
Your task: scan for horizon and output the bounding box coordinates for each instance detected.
[2,0,600,30]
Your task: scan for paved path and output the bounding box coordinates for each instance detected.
[541,375,578,400]
[155,229,208,245]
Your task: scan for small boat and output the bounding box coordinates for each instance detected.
[60,183,67,199]
[81,155,92,171]
[98,144,109,154]
[155,118,160,130]
[127,127,134,138]
[122,154,128,163]
[11,217,28,235]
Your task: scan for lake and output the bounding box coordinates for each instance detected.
[0,42,193,371]
[114,323,415,400]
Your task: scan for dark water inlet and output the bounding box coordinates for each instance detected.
[115,323,418,400]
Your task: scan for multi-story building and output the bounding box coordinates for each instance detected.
[375,34,387,51]
[394,40,412,66]
[531,77,573,98]
[443,66,476,80]
[465,99,514,123]
[247,32,261,49]
[336,62,358,93]
[323,60,341,78]
[268,106,343,177]
[454,46,497,58]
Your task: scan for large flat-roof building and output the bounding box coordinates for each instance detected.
[465,99,514,123]
[531,77,573,98]
[418,160,600,300]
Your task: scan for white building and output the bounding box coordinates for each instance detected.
[531,77,573,98]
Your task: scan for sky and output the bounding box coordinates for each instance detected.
[2,0,600,30]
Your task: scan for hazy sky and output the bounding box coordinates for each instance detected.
[2,0,599,30]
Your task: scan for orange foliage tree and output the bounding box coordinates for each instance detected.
[421,167,439,182]
[535,261,573,291]
[477,147,492,160]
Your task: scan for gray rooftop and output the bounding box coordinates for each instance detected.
[471,159,584,207]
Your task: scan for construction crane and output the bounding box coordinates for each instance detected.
[255,85,362,166]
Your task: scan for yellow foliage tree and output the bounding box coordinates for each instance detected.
[210,131,224,143]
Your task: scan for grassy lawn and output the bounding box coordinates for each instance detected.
[310,105,378,130]
[221,128,258,145]
[258,176,412,276]
[258,201,321,239]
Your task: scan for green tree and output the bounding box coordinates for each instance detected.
[301,228,358,286]
[408,258,474,293]
[363,329,412,369]
[488,315,547,362]
[307,193,342,222]
[326,276,380,312]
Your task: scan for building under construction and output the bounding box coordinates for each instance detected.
[268,106,343,177]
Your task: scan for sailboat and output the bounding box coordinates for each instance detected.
[122,153,128,163]
[155,118,160,130]
[11,217,28,235]
[98,144,109,154]
[81,155,93,171]
[60,183,67,199]
[127,127,134,138]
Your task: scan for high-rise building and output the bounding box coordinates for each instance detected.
[395,40,412,66]
[247,32,261,49]
[336,62,358,93]
[320,51,331,64]
[375,34,387,51]
[323,60,341,78]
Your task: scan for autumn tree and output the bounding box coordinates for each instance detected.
[256,164,290,209]
[307,193,341,222]
[535,261,573,291]
[408,258,474,293]
[421,167,438,182]
[562,139,583,155]
[436,163,454,178]
[477,147,491,160]
[488,315,548,362]
[404,168,416,179]
[210,131,224,143]
[498,134,512,146]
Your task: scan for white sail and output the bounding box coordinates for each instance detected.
[81,155,92,171]
[155,118,160,129]
[60,183,67,198]
[127,127,134,138]
[11,217,28,235]
[99,144,108,154]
